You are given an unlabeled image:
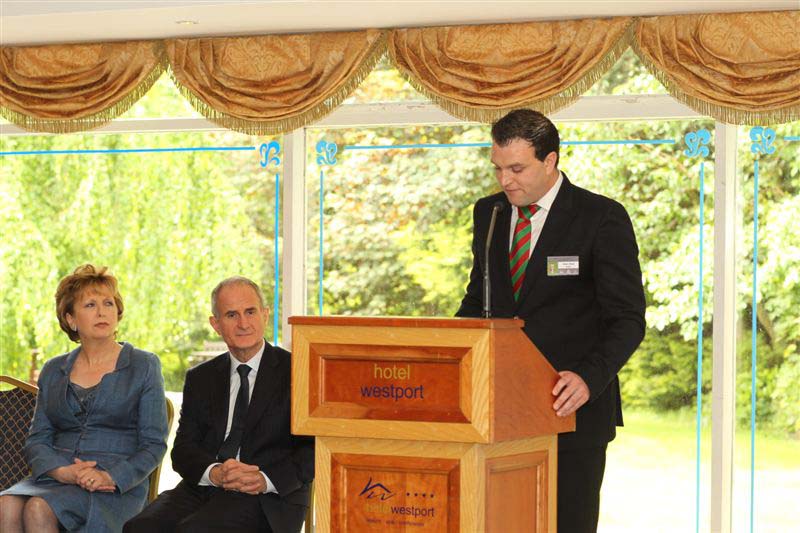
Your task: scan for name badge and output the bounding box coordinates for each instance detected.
[547,256,579,276]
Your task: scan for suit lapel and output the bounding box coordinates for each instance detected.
[212,354,231,442]
[55,347,82,425]
[515,175,577,306]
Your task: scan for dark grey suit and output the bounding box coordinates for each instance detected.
[126,341,314,533]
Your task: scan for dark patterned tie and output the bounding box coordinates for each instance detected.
[509,204,539,301]
[217,364,251,461]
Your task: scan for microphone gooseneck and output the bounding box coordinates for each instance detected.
[482,201,504,318]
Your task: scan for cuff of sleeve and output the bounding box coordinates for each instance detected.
[260,471,277,494]
[200,463,220,486]
[263,460,302,496]
[105,462,134,493]
[31,456,71,481]
[573,357,608,402]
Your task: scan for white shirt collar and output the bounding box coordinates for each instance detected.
[228,340,265,377]
[534,171,564,212]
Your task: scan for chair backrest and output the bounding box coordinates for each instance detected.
[0,375,38,491]
[147,397,175,502]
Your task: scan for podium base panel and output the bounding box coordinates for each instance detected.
[314,435,557,533]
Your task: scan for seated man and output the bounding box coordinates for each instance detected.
[125,276,314,533]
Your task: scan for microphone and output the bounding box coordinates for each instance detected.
[482,201,504,318]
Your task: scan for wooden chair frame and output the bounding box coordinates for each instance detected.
[147,397,175,502]
[0,374,38,393]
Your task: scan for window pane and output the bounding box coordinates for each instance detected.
[118,74,204,119]
[307,118,713,530]
[586,49,668,96]
[733,121,800,532]
[346,55,425,104]
[0,131,281,388]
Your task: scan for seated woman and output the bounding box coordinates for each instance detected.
[0,264,169,533]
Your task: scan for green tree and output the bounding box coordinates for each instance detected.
[1,90,280,390]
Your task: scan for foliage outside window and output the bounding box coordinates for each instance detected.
[0,130,278,390]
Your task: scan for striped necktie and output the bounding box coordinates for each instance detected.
[509,204,539,301]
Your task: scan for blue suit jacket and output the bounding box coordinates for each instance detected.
[24,342,169,530]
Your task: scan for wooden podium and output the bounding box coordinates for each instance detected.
[289,316,574,532]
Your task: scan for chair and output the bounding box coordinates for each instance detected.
[0,375,38,491]
[147,397,175,503]
[0,375,174,501]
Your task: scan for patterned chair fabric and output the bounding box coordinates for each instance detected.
[0,376,38,491]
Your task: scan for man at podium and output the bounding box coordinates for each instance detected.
[456,109,646,533]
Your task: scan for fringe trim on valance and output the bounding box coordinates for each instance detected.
[387,18,636,123]
[630,35,800,126]
[0,44,168,134]
[3,15,798,134]
[166,31,389,136]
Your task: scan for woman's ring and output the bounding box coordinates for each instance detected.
[89,478,95,483]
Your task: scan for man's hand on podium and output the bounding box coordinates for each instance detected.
[552,371,589,417]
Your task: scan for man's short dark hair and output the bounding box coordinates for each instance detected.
[491,109,560,166]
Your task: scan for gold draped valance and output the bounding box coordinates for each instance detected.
[165,29,385,134]
[633,12,800,125]
[0,40,165,133]
[1,11,798,134]
[388,17,635,122]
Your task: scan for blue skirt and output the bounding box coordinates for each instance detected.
[1,476,147,532]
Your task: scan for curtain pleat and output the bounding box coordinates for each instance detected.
[633,11,800,125]
[388,18,635,122]
[0,41,165,133]
[164,29,386,135]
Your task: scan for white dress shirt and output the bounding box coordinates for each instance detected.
[507,171,564,256]
[199,340,277,493]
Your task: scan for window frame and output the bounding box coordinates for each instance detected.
[0,93,738,532]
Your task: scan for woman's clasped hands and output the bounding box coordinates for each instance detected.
[51,458,116,492]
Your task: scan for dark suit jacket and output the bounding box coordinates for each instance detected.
[171,341,314,532]
[457,174,646,450]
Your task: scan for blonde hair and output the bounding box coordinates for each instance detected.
[55,264,124,342]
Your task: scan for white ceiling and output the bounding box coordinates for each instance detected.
[1,0,798,46]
